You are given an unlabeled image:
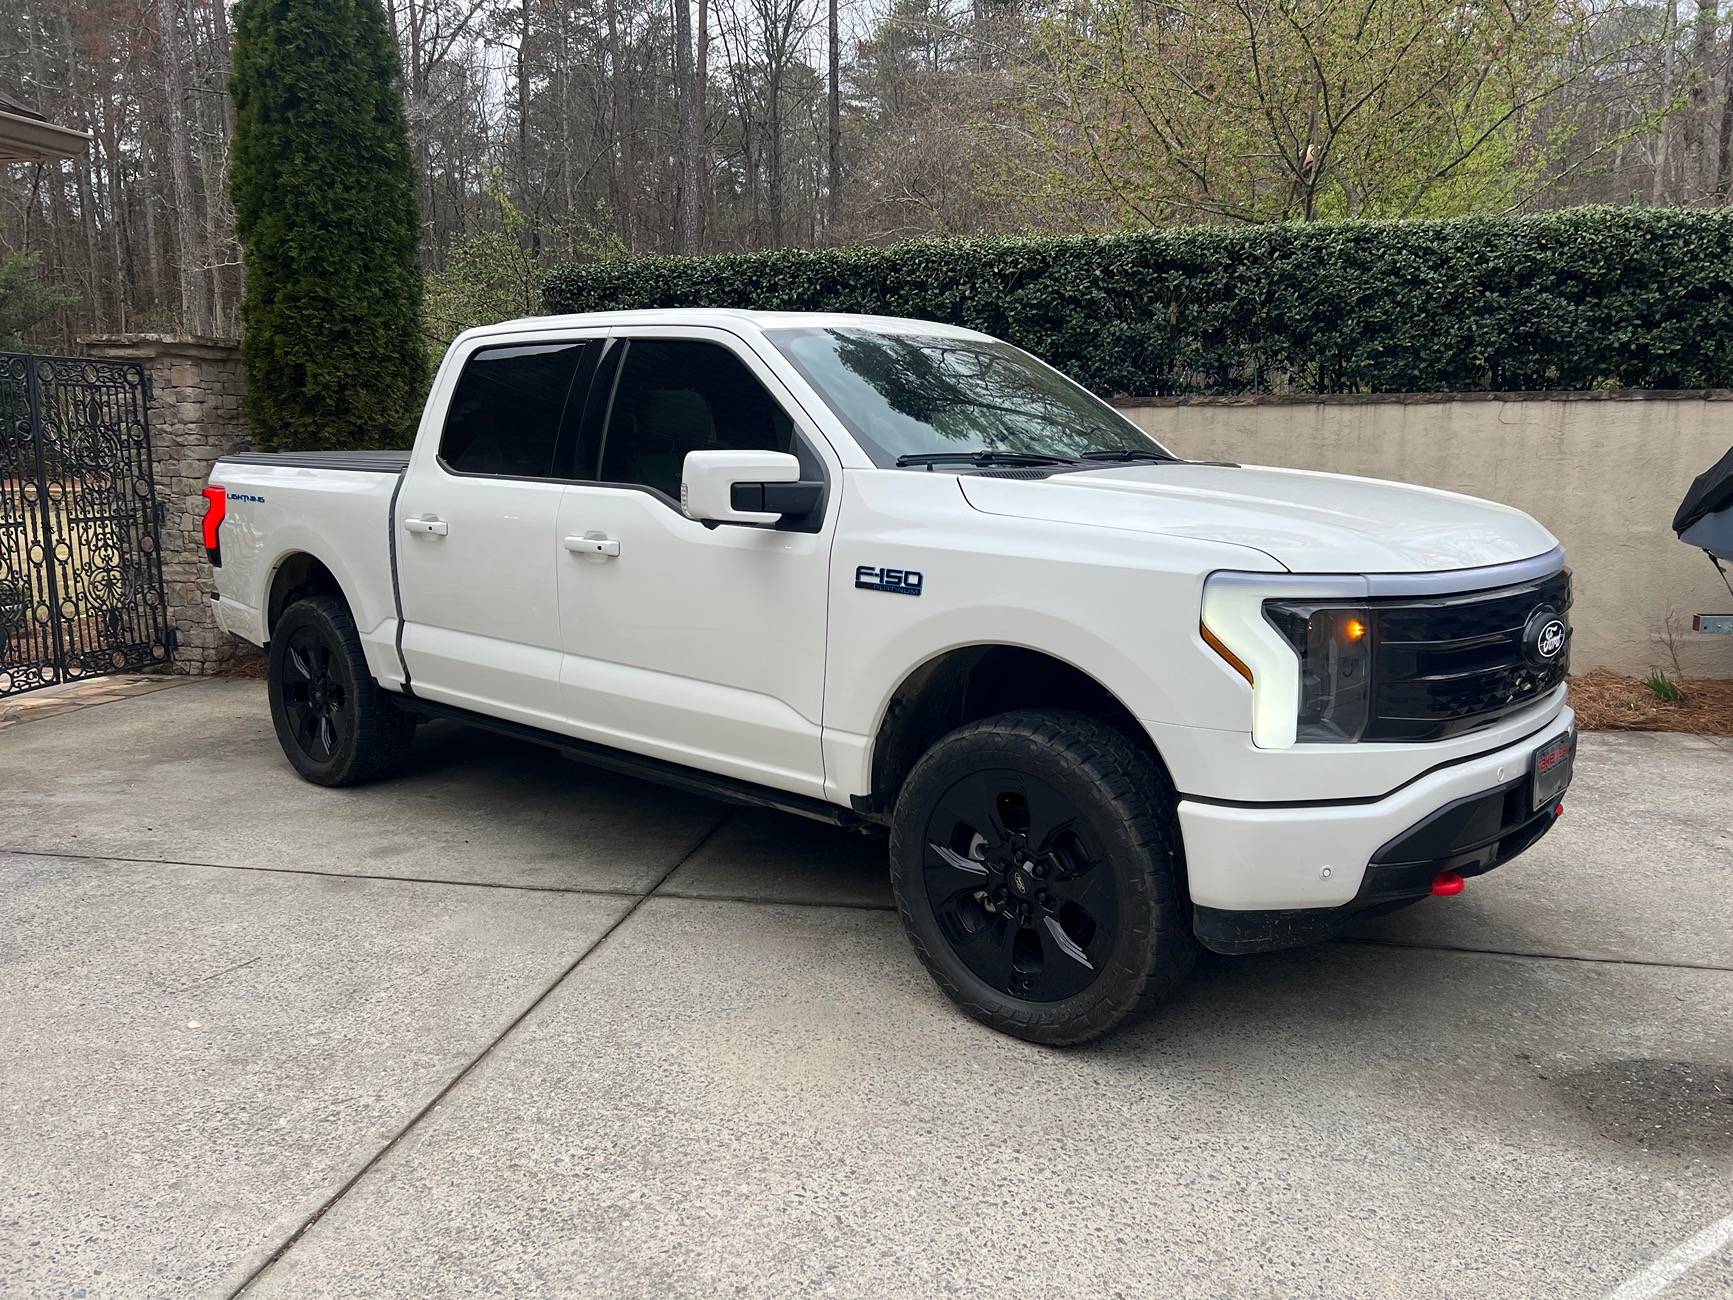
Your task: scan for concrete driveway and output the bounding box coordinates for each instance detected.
[1,679,1729,1299]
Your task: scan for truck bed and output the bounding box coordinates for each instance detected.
[206,450,409,670]
[218,449,412,473]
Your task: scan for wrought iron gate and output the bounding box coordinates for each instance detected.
[0,352,171,698]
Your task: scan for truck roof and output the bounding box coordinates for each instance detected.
[460,308,996,343]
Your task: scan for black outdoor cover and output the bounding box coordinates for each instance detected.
[1673,444,1733,535]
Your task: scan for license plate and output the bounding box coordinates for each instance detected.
[1531,730,1575,811]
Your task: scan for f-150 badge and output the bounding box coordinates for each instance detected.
[856,565,923,596]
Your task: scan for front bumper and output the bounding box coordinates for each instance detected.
[1177,707,1575,952]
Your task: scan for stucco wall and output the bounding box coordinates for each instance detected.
[1118,392,1733,679]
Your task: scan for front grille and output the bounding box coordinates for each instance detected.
[1365,569,1571,741]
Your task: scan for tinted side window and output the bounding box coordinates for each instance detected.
[440,340,597,478]
[595,339,805,500]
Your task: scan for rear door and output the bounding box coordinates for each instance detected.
[395,332,603,727]
[553,327,838,796]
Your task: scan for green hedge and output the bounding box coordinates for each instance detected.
[543,207,1733,396]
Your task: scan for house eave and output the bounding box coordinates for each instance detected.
[0,110,92,162]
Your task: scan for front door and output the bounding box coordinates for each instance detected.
[395,334,602,727]
[554,329,836,797]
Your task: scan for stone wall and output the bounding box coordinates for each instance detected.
[1118,391,1733,679]
[80,334,257,675]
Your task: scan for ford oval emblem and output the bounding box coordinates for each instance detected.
[1523,608,1568,666]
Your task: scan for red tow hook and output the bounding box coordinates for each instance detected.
[1431,870,1466,897]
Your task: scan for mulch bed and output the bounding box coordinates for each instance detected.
[217,650,268,680]
[1570,671,1733,735]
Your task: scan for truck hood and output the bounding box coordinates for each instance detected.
[957,462,1558,574]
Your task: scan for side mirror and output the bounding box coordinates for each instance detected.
[681,450,822,527]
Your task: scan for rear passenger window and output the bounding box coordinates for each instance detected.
[440,341,598,478]
[592,339,813,501]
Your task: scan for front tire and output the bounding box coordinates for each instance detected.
[268,595,415,787]
[889,709,1196,1045]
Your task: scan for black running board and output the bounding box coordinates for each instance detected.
[397,694,870,830]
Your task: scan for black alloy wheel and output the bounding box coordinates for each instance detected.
[889,709,1196,1045]
[922,768,1116,1003]
[267,595,416,787]
[279,623,352,765]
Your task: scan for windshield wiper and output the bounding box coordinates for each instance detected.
[1079,448,1178,463]
[895,450,1080,469]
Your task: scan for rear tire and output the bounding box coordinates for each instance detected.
[268,595,415,787]
[889,709,1196,1045]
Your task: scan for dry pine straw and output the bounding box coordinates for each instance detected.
[1569,671,1733,735]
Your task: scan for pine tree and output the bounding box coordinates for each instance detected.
[229,0,423,451]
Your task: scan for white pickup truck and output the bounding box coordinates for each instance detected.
[205,309,1576,1043]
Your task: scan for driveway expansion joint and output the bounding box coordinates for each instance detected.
[4,846,657,900]
[1334,936,1733,974]
[652,888,897,913]
[9,847,1727,975]
[222,809,736,1298]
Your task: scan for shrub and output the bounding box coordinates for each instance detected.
[543,207,1733,397]
[0,252,77,351]
[230,0,424,450]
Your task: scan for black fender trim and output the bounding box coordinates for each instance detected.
[385,468,413,696]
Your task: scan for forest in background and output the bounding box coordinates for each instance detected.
[4,0,1732,354]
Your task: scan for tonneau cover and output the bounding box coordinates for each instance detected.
[217,449,412,473]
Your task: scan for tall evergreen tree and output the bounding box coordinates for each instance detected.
[229,0,423,450]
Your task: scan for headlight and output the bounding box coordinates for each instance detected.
[1262,601,1373,743]
[1200,571,1368,749]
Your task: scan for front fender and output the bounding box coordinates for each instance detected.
[820,478,1284,803]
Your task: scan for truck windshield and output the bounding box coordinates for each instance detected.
[766,327,1174,468]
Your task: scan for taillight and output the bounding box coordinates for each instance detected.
[201,485,227,566]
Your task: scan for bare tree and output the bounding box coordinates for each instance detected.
[826,0,839,235]
[675,0,700,249]
[154,0,210,331]
[0,0,1721,351]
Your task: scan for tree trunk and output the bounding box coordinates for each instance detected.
[827,0,840,237]
[72,135,105,327]
[1653,0,1679,204]
[210,0,236,139]
[606,0,635,243]
[1687,0,1719,199]
[156,0,209,332]
[768,95,784,247]
[696,0,709,246]
[519,0,538,253]
[25,15,72,336]
[99,97,129,331]
[558,16,574,222]
[140,125,166,318]
[674,0,698,251]
[1719,29,1733,200]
